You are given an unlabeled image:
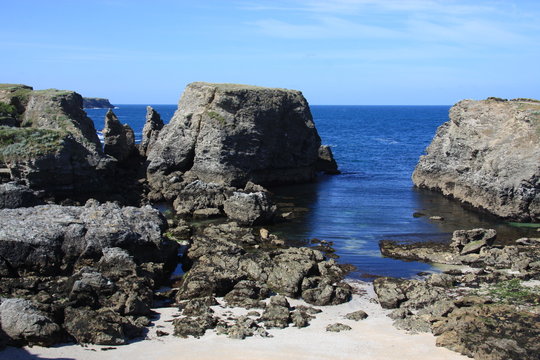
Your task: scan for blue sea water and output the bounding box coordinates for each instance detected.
[86,105,534,280]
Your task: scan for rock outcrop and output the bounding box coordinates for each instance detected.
[82,97,114,109]
[413,98,540,222]
[0,87,116,199]
[103,109,135,162]
[140,106,164,156]
[0,202,178,346]
[146,82,322,193]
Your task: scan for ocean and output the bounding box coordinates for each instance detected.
[86,105,535,280]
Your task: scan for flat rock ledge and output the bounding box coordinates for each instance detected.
[375,227,540,360]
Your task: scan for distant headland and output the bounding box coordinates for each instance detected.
[83,97,114,109]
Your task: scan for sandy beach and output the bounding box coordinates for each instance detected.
[2,282,467,360]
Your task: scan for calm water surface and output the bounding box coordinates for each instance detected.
[87,105,535,280]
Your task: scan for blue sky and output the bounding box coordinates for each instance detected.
[2,0,539,104]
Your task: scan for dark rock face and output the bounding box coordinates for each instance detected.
[316,145,340,174]
[0,202,178,346]
[146,82,322,194]
[223,190,276,226]
[413,98,540,222]
[0,182,43,208]
[82,97,114,109]
[103,109,135,162]
[140,106,164,156]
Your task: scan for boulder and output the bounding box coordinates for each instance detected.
[103,109,135,162]
[413,98,540,222]
[223,190,276,226]
[326,323,351,332]
[0,202,176,277]
[261,295,291,328]
[0,298,63,346]
[140,106,164,156]
[146,82,322,192]
[451,228,496,255]
[0,182,43,208]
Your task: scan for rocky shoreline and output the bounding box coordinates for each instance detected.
[1,83,539,360]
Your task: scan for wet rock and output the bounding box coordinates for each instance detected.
[344,310,368,321]
[0,298,63,346]
[64,307,144,345]
[103,109,135,162]
[261,295,291,328]
[326,323,352,332]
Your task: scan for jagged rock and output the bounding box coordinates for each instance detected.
[432,304,540,360]
[291,309,312,328]
[373,277,447,310]
[301,277,352,306]
[171,180,234,215]
[0,298,63,346]
[82,97,113,109]
[0,87,116,198]
[173,314,217,338]
[224,280,270,309]
[413,98,540,222]
[103,109,135,162]
[451,228,496,255]
[373,277,407,309]
[0,202,176,276]
[146,82,323,195]
[379,240,460,265]
[223,190,276,226]
[326,323,351,332]
[64,307,144,345]
[192,207,221,219]
[344,310,368,321]
[140,106,164,156]
[316,145,340,174]
[179,296,217,317]
[0,182,43,208]
[262,295,291,328]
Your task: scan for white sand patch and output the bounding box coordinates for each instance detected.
[2,281,467,360]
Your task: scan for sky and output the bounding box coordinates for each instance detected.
[1,0,539,105]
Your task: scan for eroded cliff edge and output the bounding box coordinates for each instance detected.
[412,98,540,222]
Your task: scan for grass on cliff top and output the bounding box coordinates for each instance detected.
[0,84,32,90]
[32,89,75,97]
[0,126,66,162]
[192,82,295,92]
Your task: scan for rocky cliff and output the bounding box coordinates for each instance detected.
[83,97,114,109]
[146,82,323,190]
[413,98,540,222]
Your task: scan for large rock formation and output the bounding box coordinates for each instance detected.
[413,98,540,222]
[0,86,116,199]
[146,82,322,192]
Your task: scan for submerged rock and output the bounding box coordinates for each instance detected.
[413,98,540,222]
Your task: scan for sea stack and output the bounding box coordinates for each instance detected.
[413,98,540,222]
[146,82,324,191]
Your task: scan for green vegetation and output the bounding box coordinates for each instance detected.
[206,110,226,125]
[507,222,540,228]
[0,102,17,118]
[0,126,66,162]
[485,279,540,305]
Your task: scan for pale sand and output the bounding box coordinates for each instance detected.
[2,282,467,360]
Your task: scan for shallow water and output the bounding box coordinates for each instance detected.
[86,105,536,280]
